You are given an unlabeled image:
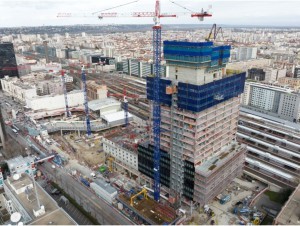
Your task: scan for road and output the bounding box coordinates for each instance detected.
[39,180,93,225]
[40,162,133,225]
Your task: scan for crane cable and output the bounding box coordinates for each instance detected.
[169,0,194,12]
[92,0,140,15]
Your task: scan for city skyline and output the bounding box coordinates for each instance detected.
[0,0,300,27]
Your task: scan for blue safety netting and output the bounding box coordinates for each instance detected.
[177,72,246,112]
[146,77,172,106]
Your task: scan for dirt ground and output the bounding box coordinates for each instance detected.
[190,177,267,225]
[53,132,105,168]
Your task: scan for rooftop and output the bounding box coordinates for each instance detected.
[88,98,120,112]
[4,174,76,225]
[103,122,148,153]
[246,81,296,93]
[101,110,132,123]
[27,89,82,100]
[240,106,300,131]
[6,155,35,171]
[196,142,245,176]
[93,179,117,195]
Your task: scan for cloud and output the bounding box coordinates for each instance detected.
[0,0,299,27]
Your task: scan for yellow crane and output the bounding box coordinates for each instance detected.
[130,188,148,206]
[107,156,115,172]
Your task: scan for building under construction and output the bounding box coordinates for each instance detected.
[98,40,246,209]
[141,40,246,206]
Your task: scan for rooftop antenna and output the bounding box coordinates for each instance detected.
[26,162,41,209]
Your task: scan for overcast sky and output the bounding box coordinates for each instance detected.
[0,0,299,27]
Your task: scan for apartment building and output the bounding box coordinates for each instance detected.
[242,82,300,122]
[140,40,246,206]
[86,81,107,100]
[278,77,300,89]
[122,58,167,78]
[0,76,37,102]
[0,72,74,102]
[236,47,257,61]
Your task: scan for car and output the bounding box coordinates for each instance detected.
[51,188,61,195]
[51,164,56,169]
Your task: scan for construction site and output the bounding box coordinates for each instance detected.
[190,177,268,225]
[0,0,265,224]
[27,40,247,225]
[117,188,179,225]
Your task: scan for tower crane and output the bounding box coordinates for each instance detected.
[108,88,144,127]
[61,70,71,118]
[97,0,211,202]
[81,66,92,137]
[58,0,211,202]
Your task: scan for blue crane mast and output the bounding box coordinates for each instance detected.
[152,0,162,202]
[81,66,92,136]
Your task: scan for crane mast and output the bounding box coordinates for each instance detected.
[61,70,71,118]
[152,0,162,201]
[81,66,92,136]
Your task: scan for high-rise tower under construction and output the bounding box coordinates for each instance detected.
[139,40,247,205]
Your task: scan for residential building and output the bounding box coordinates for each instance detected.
[0,76,37,102]
[236,47,257,61]
[36,74,73,96]
[294,66,300,78]
[85,81,107,100]
[0,42,19,79]
[278,77,300,90]
[265,68,287,82]
[140,40,246,206]
[0,72,74,102]
[242,82,300,122]
[122,59,167,78]
[278,93,300,122]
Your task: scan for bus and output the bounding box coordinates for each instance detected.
[12,125,20,131]
[12,129,18,135]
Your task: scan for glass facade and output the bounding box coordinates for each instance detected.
[0,42,19,78]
